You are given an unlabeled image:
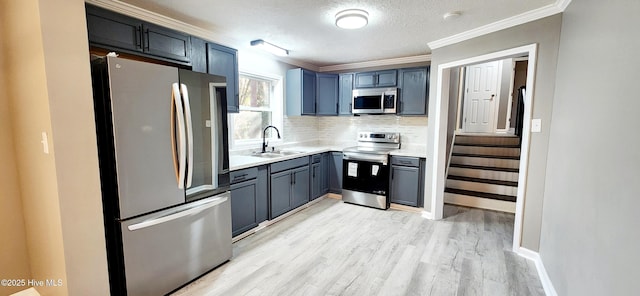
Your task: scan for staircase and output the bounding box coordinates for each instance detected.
[445,134,521,213]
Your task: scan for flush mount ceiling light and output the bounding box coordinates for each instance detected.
[250,39,289,57]
[335,9,369,29]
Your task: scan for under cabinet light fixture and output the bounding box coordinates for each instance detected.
[250,39,289,57]
[335,9,369,29]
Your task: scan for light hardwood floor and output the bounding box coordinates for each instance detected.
[172,198,544,296]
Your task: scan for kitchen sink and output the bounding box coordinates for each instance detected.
[252,150,304,158]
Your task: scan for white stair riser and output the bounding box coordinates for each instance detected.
[450,156,520,169]
[455,136,520,146]
[453,145,520,157]
[446,179,517,196]
[448,167,519,182]
[444,193,516,213]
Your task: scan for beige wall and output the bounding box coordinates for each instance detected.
[2,0,110,295]
[38,0,110,294]
[540,0,640,294]
[427,14,563,250]
[3,0,69,294]
[0,4,32,295]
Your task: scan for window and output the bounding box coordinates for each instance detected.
[229,73,283,148]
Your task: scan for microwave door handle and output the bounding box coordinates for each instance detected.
[171,83,186,189]
[180,84,194,188]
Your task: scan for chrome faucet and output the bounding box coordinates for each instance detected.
[262,125,281,153]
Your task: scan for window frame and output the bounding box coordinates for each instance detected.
[229,71,284,150]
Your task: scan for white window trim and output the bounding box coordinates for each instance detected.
[229,71,284,151]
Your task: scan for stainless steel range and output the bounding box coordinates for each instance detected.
[342,132,400,209]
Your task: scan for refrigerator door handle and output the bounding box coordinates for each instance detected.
[171,83,187,189]
[180,84,194,188]
[127,193,229,231]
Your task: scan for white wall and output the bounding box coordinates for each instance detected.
[317,116,428,147]
[539,0,640,294]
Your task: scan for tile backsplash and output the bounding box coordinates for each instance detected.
[282,115,428,148]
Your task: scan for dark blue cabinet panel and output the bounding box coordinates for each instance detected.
[311,162,322,200]
[329,152,343,193]
[316,74,339,116]
[390,166,420,207]
[86,4,191,64]
[338,74,353,115]
[321,153,330,194]
[377,70,398,87]
[270,170,292,218]
[256,165,269,223]
[390,156,425,207]
[190,37,207,73]
[86,5,142,53]
[286,68,316,116]
[354,70,397,88]
[270,159,310,218]
[398,67,429,115]
[207,43,239,113]
[143,23,191,63]
[291,167,310,208]
[311,153,329,199]
[230,178,258,237]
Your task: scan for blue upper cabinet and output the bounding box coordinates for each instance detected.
[286,68,316,116]
[86,4,191,65]
[338,74,353,115]
[354,70,397,88]
[398,67,429,115]
[207,43,240,113]
[316,74,339,116]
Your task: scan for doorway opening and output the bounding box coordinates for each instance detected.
[427,44,538,252]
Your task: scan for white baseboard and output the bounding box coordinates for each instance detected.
[421,211,434,220]
[11,288,40,296]
[517,247,558,296]
[444,193,516,213]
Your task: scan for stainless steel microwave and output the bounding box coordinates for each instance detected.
[352,88,398,114]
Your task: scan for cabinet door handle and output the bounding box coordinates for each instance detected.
[135,27,142,49]
[293,172,296,185]
[336,103,339,114]
[143,28,150,51]
[391,168,394,179]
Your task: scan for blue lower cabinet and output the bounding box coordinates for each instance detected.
[291,167,310,208]
[329,152,343,193]
[389,156,425,207]
[230,165,268,237]
[256,165,269,223]
[270,170,292,218]
[230,178,258,237]
[269,157,311,218]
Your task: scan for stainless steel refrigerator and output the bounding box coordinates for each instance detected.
[91,56,231,295]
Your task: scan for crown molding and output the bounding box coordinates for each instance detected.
[318,54,431,72]
[86,0,237,47]
[427,0,572,50]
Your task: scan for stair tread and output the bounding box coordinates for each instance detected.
[455,143,521,148]
[452,153,521,160]
[449,163,519,173]
[447,175,518,187]
[445,188,517,202]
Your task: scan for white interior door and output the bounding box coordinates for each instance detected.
[464,61,501,133]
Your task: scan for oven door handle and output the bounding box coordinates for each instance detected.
[343,153,388,165]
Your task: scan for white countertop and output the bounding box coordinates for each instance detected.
[230,144,427,171]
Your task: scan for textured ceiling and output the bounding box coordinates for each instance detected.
[119,0,556,67]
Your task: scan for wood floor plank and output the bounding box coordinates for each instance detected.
[171,198,544,296]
